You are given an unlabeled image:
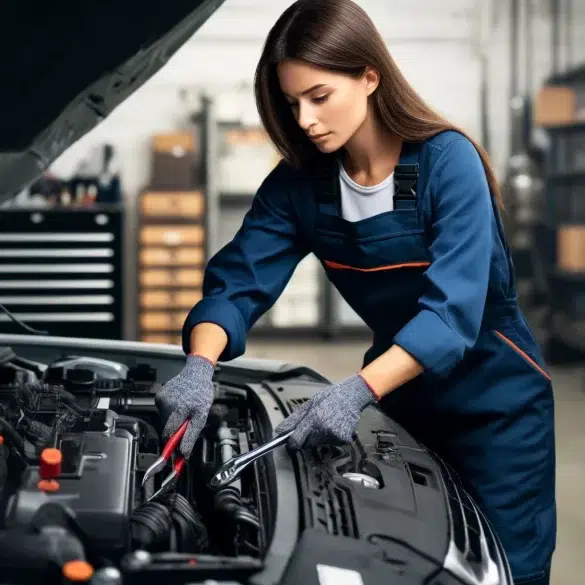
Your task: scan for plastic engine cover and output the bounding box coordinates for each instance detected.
[6,410,137,556]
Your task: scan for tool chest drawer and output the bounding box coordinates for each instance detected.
[139,311,190,331]
[140,225,205,247]
[139,246,205,267]
[139,269,204,288]
[141,333,183,345]
[140,191,205,219]
[140,290,202,309]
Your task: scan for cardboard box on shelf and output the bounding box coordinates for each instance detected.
[152,132,196,154]
[151,132,200,190]
[218,125,280,194]
[557,225,585,272]
[534,86,576,127]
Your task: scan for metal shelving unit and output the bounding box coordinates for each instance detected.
[537,68,585,361]
[204,102,371,341]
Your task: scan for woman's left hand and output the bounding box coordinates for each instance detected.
[274,374,379,450]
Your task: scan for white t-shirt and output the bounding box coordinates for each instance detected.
[338,161,394,222]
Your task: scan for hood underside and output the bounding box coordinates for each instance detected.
[0,0,226,204]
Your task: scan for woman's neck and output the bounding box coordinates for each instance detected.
[342,110,402,187]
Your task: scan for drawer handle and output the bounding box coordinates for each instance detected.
[164,231,182,246]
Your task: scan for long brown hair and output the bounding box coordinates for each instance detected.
[254,0,503,209]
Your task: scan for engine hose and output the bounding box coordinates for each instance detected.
[16,383,91,417]
[0,416,25,455]
[214,487,260,530]
[130,493,208,553]
[234,508,261,530]
[130,501,172,552]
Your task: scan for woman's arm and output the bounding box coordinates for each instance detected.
[360,136,497,396]
[360,345,423,398]
[181,161,308,362]
[188,322,228,365]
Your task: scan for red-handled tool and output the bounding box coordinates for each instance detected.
[141,418,189,500]
[147,456,186,501]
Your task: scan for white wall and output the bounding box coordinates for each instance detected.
[49,0,585,199]
[45,0,585,339]
[49,0,486,202]
[486,0,585,174]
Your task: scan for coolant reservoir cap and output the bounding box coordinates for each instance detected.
[62,560,95,582]
[40,447,62,479]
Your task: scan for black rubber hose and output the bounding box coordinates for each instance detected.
[130,493,208,553]
[0,416,25,454]
[214,487,261,530]
[130,501,172,552]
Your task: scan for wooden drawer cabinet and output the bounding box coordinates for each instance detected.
[140,290,202,309]
[140,269,203,288]
[141,333,183,345]
[140,311,189,331]
[140,246,205,267]
[137,179,207,344]
[140,191,204,219]
[140,225,204,247]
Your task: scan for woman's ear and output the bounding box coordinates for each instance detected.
[363,66,380,96]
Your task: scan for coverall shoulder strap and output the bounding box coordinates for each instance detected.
[303,142,424,249]
[393,142,420,210]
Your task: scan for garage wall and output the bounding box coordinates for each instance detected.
[44,0,585,341]
[49,0,485,201]
[49,0,585,198]
[487,0,585,174]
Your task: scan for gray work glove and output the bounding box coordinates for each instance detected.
[274,374,378,451]
[155,354,215,458]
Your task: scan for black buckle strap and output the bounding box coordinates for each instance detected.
[316,160,419,209]
[393,163,419,209]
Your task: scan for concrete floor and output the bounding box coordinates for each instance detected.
[245,339,585,585]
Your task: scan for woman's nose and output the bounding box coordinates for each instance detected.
[297,103,318,131]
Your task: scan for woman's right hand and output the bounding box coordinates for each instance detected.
[154,353,216,458]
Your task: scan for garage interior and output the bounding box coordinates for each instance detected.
[0,1,584,583]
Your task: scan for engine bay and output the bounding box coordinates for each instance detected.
[0,352,272,584]
[0,337,515,585]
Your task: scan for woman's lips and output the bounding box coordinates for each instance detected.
[310,132,331,142]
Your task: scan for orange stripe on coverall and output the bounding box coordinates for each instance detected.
[324,260,431,272]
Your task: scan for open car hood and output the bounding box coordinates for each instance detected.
[0,0,226,204]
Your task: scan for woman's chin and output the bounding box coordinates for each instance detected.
[314,139,338,153]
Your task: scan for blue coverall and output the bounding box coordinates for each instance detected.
[182,130,556,584]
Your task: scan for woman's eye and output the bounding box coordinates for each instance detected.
[313,95,329,104]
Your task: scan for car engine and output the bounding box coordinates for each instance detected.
[0,338,515,585]
[0,353,269,584]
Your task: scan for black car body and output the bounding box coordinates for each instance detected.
[0,334,512,585]
[0,1,512,583]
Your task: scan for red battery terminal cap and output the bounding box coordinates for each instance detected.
[40,448,62,479]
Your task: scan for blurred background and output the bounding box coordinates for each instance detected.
[0,1,583,581]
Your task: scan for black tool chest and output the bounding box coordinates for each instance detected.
[0,206,124,340]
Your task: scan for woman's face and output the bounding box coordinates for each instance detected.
[277,59,379,153]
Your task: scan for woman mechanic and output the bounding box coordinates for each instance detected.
[155,1,556,582]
